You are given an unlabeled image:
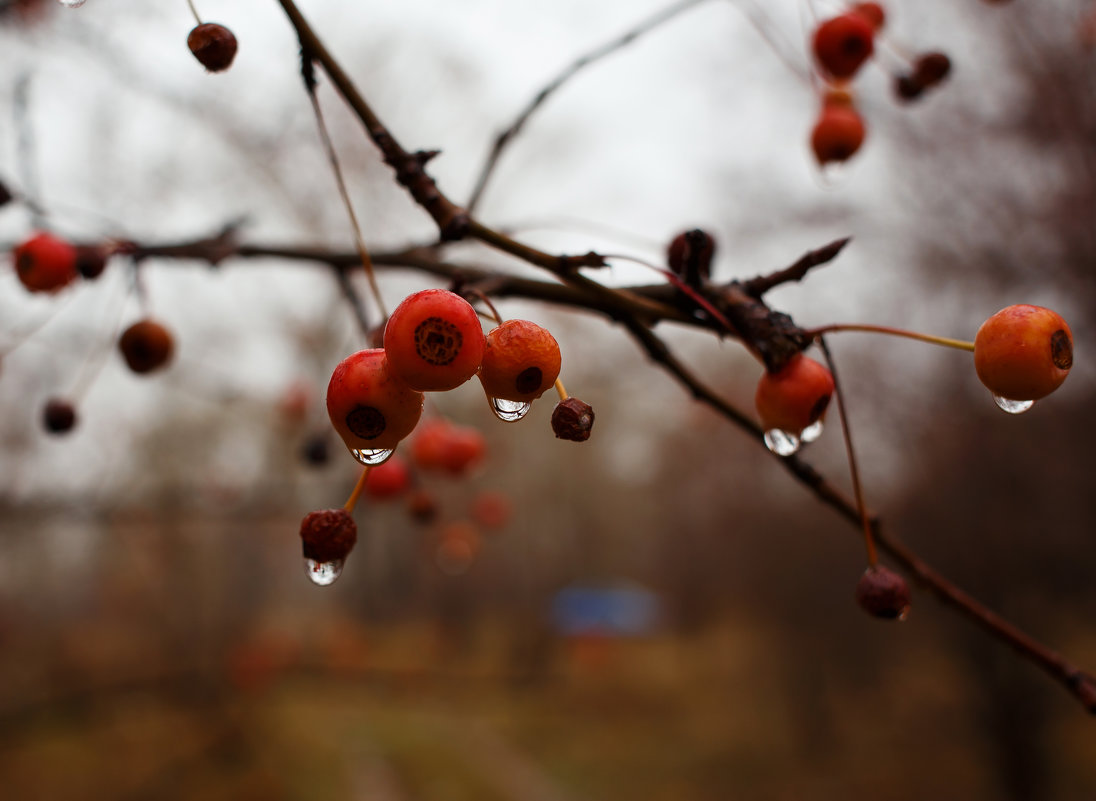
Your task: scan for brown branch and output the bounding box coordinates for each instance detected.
[741,236,851,297]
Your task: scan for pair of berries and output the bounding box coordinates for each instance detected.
[13,233,115,293]
[812,4,885,81]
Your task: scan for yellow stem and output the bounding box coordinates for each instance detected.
[343,465,371,513]
[554,377,569,401]
[807,323,975,352]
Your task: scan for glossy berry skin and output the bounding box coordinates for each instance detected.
[383,289,486,392]
[119,319,174,375]
[13,232,78,293]
[811,102,866,165]
[812,13,876,80]
[974,305,1073,401]
[755,355,835,435]
[364,454,411,499]
[43,398,77,434]
[187,23,238,72]
[478,320,562,402]
[327,349,424,454]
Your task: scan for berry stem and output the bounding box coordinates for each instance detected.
[817,337,878,567]
[805,323,975,352]
[343,465,372,514]
[554,377,569,401]
[466,288,504,326]
[185,0,202,26]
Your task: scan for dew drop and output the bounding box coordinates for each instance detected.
[489,397,532,422]
[763,429,800,456]
[897,606,911,622]
[992,395,1034,415]
[351,447,394,465]
[799,419,824,443]
[57,0,87,6]
[304,557,344,586]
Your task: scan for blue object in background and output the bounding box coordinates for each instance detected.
[550,584,662,637]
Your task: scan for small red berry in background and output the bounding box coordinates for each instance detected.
[410,418,455,471]
[12,232,78,293]
[118,319,175,375]
[472,490,511,531]
[435,521,482,575]
[812,13,876,80]
[755,354,835,435]
[406,488,439,524]
[439,425,487,476]
[478,320,562,403]
[810,93,866,165]
[974,304,1073,402]
[187,22,238,73]
[855,565,911,620]
[383,289,486,392]
[326,349,424,455]
[299,508,357,564]
[364,454,411,500]
[42,398,77,434]
[850,2,885,31]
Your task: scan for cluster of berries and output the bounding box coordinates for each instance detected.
[9,232,175,434]
[808,3,951,166]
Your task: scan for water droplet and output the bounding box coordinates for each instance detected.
[992,395,1034,415]
[799,419,824,443]
[489,397,532,422]
[57,0,87,6]
[351,447,394,465]
[763,429,800,456]
[897,606,911,622]
[304,557,344,586]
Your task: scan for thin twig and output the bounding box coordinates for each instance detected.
[741,237,851,296]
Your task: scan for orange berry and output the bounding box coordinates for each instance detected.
[478,320,562,403]
[439,425,486,475]
[326,349,424,456]
[974,304,1073,402]
[383,289,486,392]
[187,22,238,72]
[755,355,835,435]
[812,13,876,80]
[119,319,175,375]
[12,232,77,293]
[364,454,411,499]
[811,102,866,165]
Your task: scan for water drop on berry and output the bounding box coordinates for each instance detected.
[763,429,800,456]
[351,447,394,466]
[992,395,1035,415]
[799,419,824,443]
[304,557,344,586]
[489,397,532,422]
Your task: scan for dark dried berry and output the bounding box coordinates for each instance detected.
[667,229,715,287]
[119,319,174,375]
[43,398,77,434]
[894,74,924,102]
[299,508,357,563]
[75,245,109,280]
[912,52,951,87]
[187,22,238,73]
[301,432,330,467]
[551,397,595,442]
[406,489,439,525]
[855,565,911,620]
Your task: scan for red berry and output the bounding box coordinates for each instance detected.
[299,508,357,563]
[472,490,511,531]
[974,305,1073,402]
[478,320,562,403]
[12,232,77,293]
[406,488,439,524]
[850,2,885,30]
[855,565,911,620]
[439,425,487,475]
[42,398,77,434]
[119,319,175,375]
[812,13,876,80]
[326,349,424,456]
[755,354,835,435]
[364,454,411,499]
[810,99,866,165]
[410,418,454,470]
[383,289,486,392]
[187,22,238,72]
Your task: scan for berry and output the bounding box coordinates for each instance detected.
[478,320,562,403]
[438,425,486,475]
[327,349,425,455]
[755,354,835,435]
[12,232,77,293]
[119,319,175,375]
[43,398,77,434]
[911,52,951,88]
[301,432,331,467]
[410,418,455,470]
[472,490,511,531]
[364,454,411,499]
[406,488,439,524]
[435,521,482,575]
[810,98,866,165]
[850,2,885,30]
[187,22,238,72]
[299,508,357,563]
[383,289,486,392]
[855,565,911,620]
[0,180,12,208]
[551,397,595,442]
[74,244,110,280]
[974,304,1073,401]
[812,13,876,80]
[667,229,715,287]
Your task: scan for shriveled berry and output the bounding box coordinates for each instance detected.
[383,289,486,392]
[551,397,595,442]
[364,454,411,499]
[755,354,834,435]
[74,244,110,280]
[13,232,78,293]
[119,319,175,375]
[667,229,715,287]
[855,565,911,620]
[327,349,424,455]
[187,22,238,72]
[299,508,357,563]
[974,304,1073,401]
[812,13,876,80]
[43,398,77,434]
[478,320,562,402]
[811,98,866,165]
